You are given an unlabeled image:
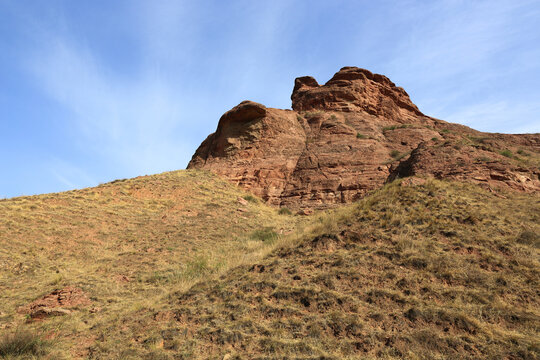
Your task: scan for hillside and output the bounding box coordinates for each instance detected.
[1,66,539,360]
[1,176,539,359]
[0,170,305,358]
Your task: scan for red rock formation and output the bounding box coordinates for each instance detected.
[188,67,540,209]
[18,286,91,320]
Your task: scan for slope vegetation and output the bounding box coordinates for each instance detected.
[121,180,538,359]
[1,174,538,359]
[0,170,303,358]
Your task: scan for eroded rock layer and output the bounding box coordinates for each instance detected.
[188,67,540,209]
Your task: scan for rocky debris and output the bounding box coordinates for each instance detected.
[29,307,72,320]
[114,274,130,283]
[19,286,90,320]
[188,67,540,209]
[297,208,314,216]
[237,197,248,206]
[390,141,540,192]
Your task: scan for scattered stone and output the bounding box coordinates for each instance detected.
[114,274,130,283]
[237,197,248,206]
[297,208,314,216]
[400,177,427,187]
[19,286,90,320]
[30,307,71,320]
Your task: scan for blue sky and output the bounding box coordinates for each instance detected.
[1,0,539,198]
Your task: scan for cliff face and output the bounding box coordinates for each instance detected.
[188,67,540,209]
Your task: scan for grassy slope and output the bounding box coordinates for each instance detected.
[0,170,304,359]
[1,174,539,359]
[136,180,537,360]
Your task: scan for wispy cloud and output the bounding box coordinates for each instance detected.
[27,34,192,178]
[49,158,96,190]
[444,101,540,134]
[2,0,538,198]
[378,0,540,132]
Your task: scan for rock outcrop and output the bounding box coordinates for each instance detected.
[18,286,91,320]
[188,67,540,209]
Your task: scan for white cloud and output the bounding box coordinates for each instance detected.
[49,158,96,190]
[28,37,192,178]
[444,101,540,134]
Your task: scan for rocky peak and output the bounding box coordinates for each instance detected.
[188,67,540,210]
[291,67,423,121]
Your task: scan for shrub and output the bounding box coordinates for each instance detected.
[356,133,366,139]
[278,208,292,215]
[251,227,279,243]
[382,125,397,132]
[431,137,438,141]
[242,195,258,203]
[516,230,539,248]
[499,149,513,158]
[517,149,530,156]
[183,257,209,279]
[0,328,48,357]
[390,150,401,158]
[304,111,322,118]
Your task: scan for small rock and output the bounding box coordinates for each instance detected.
[30,307,71,320]
[237,197,248,206]
[297,208,314,216]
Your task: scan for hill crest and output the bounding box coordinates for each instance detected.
[188,67,540,209]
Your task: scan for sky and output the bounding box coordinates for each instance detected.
[1,0,539,198]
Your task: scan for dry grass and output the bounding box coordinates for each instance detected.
[1,173,539,359]
[136,179,537,359]
[0,328,50,359]
[0,170,304,358]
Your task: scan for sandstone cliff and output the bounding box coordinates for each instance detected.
[188,67,540,209]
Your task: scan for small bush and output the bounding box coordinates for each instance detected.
[441,129,450,134]
[356,133,366,139]
[0,328,48,357]
[278,208,292,215]
[251,227,279,243]
[329,114,337,121]
[390,150,401,158]
[431,137,438,141]
[242,195,258,203]
[499,149,513,158]
[183,257,209,279]
[516,230,539,248]
[517,149,530,156]
[383,125,397,132]
[304,111,322,118]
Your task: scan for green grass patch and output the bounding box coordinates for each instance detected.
[242,194,258,203]
[278,208,292,215]
[251,227,279,243]
[499,149,513,158]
